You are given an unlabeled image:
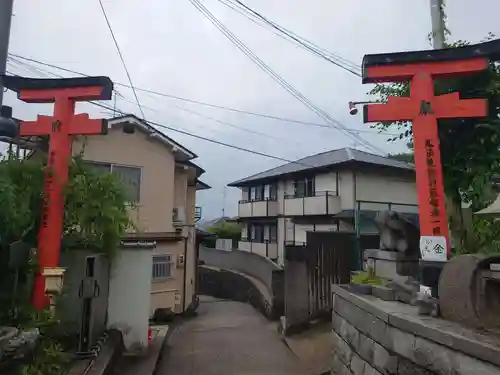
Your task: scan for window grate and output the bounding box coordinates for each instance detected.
[152,255,173,281]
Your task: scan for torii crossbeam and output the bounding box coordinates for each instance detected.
[2,75,113,309]
[362,39,500,259]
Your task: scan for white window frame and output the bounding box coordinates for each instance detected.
[86,161,142,203]
[152,254,174,281]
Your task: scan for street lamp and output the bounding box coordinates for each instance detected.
[348,101,384,116]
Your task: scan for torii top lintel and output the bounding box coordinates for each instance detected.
[361,38,500,258]
[362,38,500,83]
[1,75,113,102]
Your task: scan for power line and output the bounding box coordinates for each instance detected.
[216,0,361,76]
[92,101,398,178]
[229,0,361,71]
[220,0,361,71]
[166,101,310,147]
[187,0,385,154]
[6,57,394,149]
[7,56,127,100]
[91,101,310,165]
[189,0,379,153]
[8,56,53,78]
[7,53,395,136]
[96,0,146,119]
[6,59,313,158]
[3,62,398,178]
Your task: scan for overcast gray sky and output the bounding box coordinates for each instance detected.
[7,0,500,220]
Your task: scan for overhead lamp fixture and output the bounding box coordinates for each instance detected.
[348,101,385,116]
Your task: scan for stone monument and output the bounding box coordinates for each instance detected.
[364,210,420,282]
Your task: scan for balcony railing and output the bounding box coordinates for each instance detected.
[238,198,278,218]
[195,206,202,222]
[283,191,341,216]
[284,240,307,248]
[238,239,278,260]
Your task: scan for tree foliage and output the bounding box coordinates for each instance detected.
[0,155,132,256]
[387,152,414,164]
[207,221,242,241]
[0,154,132,326]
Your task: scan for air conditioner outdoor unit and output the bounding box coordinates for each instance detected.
[173,207,186,226]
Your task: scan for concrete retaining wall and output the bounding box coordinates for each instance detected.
[198,265,282,319]
[199,247,284,314]
[199,247,282,289]
[331,285,500,375]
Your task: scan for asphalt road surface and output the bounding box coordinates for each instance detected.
[157,296,311,375]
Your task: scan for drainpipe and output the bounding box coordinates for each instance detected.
[182,236,188,313]
[0,0,14,107]
[335,172,339,196]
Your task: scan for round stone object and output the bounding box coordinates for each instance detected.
[439,254,500,329]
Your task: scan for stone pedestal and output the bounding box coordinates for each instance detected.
[364,249,420,282]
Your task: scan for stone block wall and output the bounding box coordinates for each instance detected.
[331,285,500,375]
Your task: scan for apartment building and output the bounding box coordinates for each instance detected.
[72,114,210,316]
[228,147,418,266]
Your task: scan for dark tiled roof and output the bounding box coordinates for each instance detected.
[228,147,414,187]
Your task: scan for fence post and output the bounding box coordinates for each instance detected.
[354,201,362,271]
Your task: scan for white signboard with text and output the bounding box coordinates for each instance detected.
[419,236,447,262]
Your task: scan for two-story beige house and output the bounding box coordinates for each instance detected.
[73,114,210,317]
[228,147,418,266]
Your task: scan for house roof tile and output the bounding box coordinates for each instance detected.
[228,147,414,187]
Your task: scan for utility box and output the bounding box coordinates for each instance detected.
[58,251,110,349]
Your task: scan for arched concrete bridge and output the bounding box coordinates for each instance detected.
[198,247,284,320]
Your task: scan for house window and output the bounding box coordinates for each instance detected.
[250,187,256,201]
[250,185,265,201]
[242,187,250,202]
[87,162,111,175]
[269,225,278,243]
[249,224,265,242]
[152,255,174,281]
[264,183,278,200]
[86,161,141,203]
[294,177,315,197]
[269,183,278,200]
[112,165,141,203]
[256,186,265,201]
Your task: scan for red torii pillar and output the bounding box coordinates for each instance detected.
[2,75,113,309]
[362,56,489,259]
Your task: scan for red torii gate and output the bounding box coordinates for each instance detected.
[361,40,500,259]
[2,75,113,309]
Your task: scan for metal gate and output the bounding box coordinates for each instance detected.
[284,231,379,330]
[306,232,352,316]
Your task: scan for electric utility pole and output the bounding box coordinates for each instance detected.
[430,0,446,49]
[0,0,14,106]
[222,187,227,217]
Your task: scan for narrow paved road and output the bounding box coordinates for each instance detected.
[157,296,310,375]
